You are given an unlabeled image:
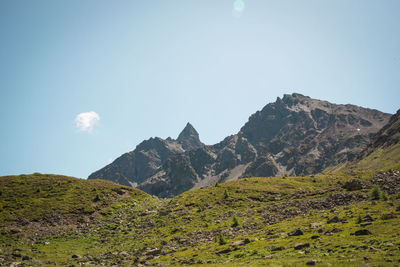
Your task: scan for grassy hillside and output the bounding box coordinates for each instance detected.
[328,112,400,175]
[0,173,156,264]
[1,171,400,266]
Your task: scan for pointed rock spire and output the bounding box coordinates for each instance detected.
[177,122,203,151]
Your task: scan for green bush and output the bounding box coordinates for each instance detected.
[231,216,239,227]
[223,189,229,199]
[93,194,101,202]
[216,233,226,245]
[371,186,381,200]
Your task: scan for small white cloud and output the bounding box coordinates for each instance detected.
[75,111,100,133]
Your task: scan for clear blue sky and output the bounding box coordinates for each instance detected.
[1,0,399,178]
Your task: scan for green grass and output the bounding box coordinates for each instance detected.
[0,174,150,227]
[1,168,400,266]
[329,143,400,175]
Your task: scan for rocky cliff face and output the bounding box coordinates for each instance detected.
[238,93,389,176]
[88,124,203,187]
[89,93,391,197]
[358,108,400,159]
[177,123,204,151]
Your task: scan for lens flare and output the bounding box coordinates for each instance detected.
[232,0,245,18]
[233,0,245,12]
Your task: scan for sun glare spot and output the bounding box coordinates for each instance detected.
[232,0,245,18]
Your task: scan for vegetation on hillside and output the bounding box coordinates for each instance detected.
[1,168,400,266]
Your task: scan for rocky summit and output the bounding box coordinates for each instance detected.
[88,122,203,188]
[89,93,391,197]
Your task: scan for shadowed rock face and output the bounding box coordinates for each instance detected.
[88,124,202,188]
[177,123,203,151]
[238,94,390,176]
[89,93,392,197]
[359,108,400,158]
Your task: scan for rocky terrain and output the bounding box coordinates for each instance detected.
[359,108,400,158]
[89,93,391,197]
[1,171,400,266]
[88,123,203,187]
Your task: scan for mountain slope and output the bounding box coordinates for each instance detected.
[89,93,391,197]
[359,108,400,157]
[353,108,400,171]
[0,174,153,241]
[2,168,400,266]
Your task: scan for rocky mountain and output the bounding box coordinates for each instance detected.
[177,122,204,150]
[88,123,203,187]
[89,93,391,197]
[359,108,400,158]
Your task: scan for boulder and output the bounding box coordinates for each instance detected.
[327,216,340,224]
[352,229,371,236]
[271,246,285,251]
[288,229,304,236]
[144,248,161,256]
[363,215,374,222]
[342,179,363,191]
[294,243,310,250]
[381,213,396,220]
[21,255,30,261]
[310,222,326,228]
[215,248,233,255]
[306,259,319,265]
[231,238,251,246]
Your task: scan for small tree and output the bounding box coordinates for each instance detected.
[356,214,362,224]
[93,193,101,202]
[223,189,229,199]
[382,192,388,201]
[216,233,226,245]
[282,173,288,179]
[231,216,239,227]
[371,186,380,200]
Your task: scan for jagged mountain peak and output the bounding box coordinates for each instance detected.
[178,122,197,137]
[177,122,203,151]
[89,94,392,198]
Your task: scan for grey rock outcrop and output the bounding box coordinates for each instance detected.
[177,122,203,151]
[89,93,392,197]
